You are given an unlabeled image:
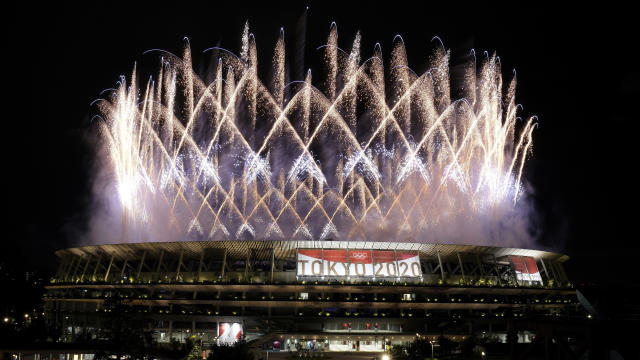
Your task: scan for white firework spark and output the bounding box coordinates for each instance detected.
[96,23,536,243]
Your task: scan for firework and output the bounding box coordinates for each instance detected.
[94,23,536,243]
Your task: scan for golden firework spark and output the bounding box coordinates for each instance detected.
[94,24,536,243]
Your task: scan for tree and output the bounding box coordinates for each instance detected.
[207,341,253,360]
[159,337,194,359]
[461,336,478,358]
[93,297,157,360]
[389,339,439,360]
[437,335,456,357]
[187,338,202,360]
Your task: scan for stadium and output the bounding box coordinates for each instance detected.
[44,240,581,354]
[39,22,588,358]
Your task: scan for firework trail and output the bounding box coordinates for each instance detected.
[92,23,536,245]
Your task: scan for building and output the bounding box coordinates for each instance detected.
[44,240,582,354]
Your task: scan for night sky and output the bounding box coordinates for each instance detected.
[5,1,638,285]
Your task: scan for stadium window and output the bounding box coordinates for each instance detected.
[402,293,414,301]
[300,292,309,300]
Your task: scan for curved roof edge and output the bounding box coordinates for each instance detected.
[56,240,569,263]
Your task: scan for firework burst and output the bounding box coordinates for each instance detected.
[94,23,536,243]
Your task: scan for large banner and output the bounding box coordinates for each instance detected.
[324,249,348,276]
[297,249,325,276]
[348,250,374,277]
[218,322,243,344]
[510,256,543,284]
[397,251,422,277]
[297,249,421,278]
[373,250,397,277]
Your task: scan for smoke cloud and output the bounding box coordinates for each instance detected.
[80,24,541,251]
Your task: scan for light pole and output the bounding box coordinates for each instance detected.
[200,333,204,359]
[430,340,434,360]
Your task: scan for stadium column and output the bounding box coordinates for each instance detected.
[457,252,466,284]
[243,250,251,315]
[71,255,84,282]
[91,255,102,282]
[79,255,92,282]
[436,250,445,282]
[136,250,147,282]
[270,248,275,283]
[63,256,76,282]
[218,249,227,315]
[491,254,502,285]
[155,250,165,282]
[175,249,184,282]
[537,258,548,283]
[244,249,252,281]
[220,249,228,279]
[475,254,485,276]
[104,254,115,282]
[194,251,205,300]
[120,259,129,280]
[269,248,275,318]
[542,259,559,285]
[196,251,205,282]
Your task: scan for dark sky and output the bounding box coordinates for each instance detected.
[5,1,638,284]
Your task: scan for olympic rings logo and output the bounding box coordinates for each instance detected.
[351,253,368,260]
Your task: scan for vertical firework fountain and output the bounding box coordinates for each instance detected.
[92,22,536,245]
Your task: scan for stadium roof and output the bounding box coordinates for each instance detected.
[56,240,569,263]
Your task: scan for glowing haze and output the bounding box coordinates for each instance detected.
[91,22,537,246]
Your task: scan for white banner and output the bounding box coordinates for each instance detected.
[373,250,397,277]
[348,250,374,277]
[297,249,421,278]
[510,256,543,284]
[218,322,242,344]
[396,251,422,277]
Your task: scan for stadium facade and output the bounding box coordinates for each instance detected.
[44,240,581,353]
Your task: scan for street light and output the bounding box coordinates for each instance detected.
[381,354,389,360]
[430,340,434,359]
[428,340,440,360]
